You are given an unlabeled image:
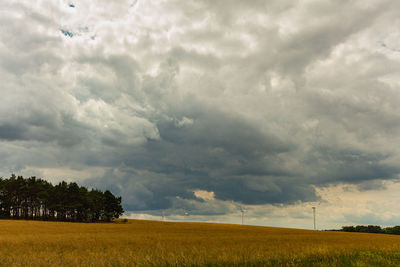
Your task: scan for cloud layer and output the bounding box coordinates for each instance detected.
[1,0,400,228]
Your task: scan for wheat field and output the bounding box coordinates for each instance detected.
[1,219,400,266]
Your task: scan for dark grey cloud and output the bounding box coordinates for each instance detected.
[303,146,398,185]
[0,114,84,147]
[84,101,301,212]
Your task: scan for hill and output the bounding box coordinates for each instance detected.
[1,219,400,266]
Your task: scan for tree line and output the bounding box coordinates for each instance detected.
[0,174,123,222]
[340,225,400,235]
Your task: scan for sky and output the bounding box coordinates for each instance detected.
[1,0,400,229]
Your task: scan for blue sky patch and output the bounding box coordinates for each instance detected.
[61,29,73,38]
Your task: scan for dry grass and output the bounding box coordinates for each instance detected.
[1,219,400,266]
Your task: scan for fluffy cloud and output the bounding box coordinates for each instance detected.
[1,0,400,228]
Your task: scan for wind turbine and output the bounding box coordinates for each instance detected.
[311,202,321,230]
[183,210,189,221]
[161,210,165,221]
[239,206,246,225]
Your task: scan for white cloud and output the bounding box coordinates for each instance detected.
[193,189,215,201]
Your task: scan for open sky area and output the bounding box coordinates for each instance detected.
[1,0,400,229]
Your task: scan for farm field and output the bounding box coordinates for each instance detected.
[1,219,400,266]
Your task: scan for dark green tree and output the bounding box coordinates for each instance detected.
[0,174,124,223]
[103,190,124,222]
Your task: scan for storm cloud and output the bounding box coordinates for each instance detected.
[1,0,400,227]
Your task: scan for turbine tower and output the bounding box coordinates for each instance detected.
[239,206,246,225]
[312,206,316,230]
[184,210,189,221]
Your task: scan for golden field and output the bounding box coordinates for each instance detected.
[1,219,400,266]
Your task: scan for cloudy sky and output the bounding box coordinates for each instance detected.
[1,0,400,229]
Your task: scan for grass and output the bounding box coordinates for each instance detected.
[1,219,400,266]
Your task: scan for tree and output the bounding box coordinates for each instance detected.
[0,174,123,223]
[88,189,105,222]
[103,190,124,222]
